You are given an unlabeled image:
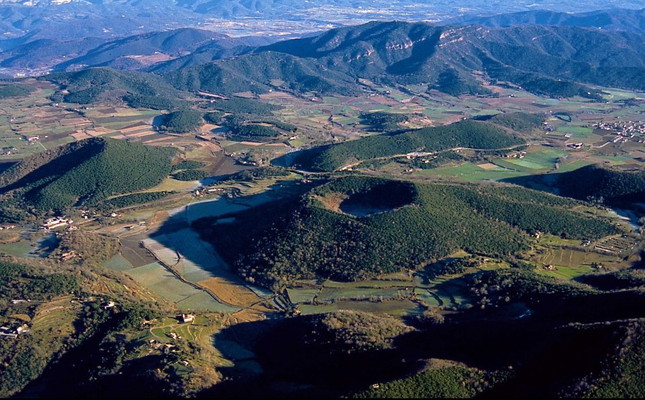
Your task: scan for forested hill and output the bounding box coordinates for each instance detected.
[289,119,526,172]
[193,176,620,290]
[52,28,230,72]
[504,164,645,205]
[43,67,187,109]
[0,137,175,214]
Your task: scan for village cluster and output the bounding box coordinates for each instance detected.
[594,120,645,144]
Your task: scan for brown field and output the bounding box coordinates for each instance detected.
[85,128,111,137]
[120,234,158,268]
[123,53,174,65]
[258,91,298,101]
[142,137,177,144]
[368,94,401,106]
[232,91,255,99]
[61,118,90,126]
[476,162,501,170]
[197,277,264,308]
[124,130,157,138]
[71,130,92,140]
[120,124,150,133]
[237,141,264,146]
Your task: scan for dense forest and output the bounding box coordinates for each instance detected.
[487,112,547,133]
[0,85,35,99]
[504,164,645,205]
[359,112,410,132]
[0,261,80,397]
[292,120,525,171]
[0,138,176,213]
[43,68,186,108]
[158,110,203,133]
[194,176,619,290]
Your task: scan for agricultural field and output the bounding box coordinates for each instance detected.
[0,232,59,259]
[30,296,80,337]
[96,177,305,315]
[285,260,494,317]
[121,261,239,312]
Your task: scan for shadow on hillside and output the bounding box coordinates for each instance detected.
[149,180,311,283]
[499,172,561,193]
[0,161,16,175]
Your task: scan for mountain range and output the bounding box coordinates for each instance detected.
[155,21,645,99]
[3,6,645,78]
[40,18,645,104]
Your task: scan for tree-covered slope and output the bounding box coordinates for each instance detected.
[165,50,361,95]
[207,267,645,398]
[504,164,645,205]
[0,137,176,213]
[52,28,229,72]
[164,21,645,97]
[43,67,187,109]
[194,176,620,290]
[290,119,525,172]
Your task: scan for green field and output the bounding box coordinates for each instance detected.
[417,162,528,181]
[298,299,421,316]
[535,264,595,280]
[125,262,238,312]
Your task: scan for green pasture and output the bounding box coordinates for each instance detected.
[125,262,237,311]
[556,125,593,135]
[175,289,238,312]
[535,264,595,280]
[556,159,595,172]
[286,288,320,303]
[415,288,443,307]
[298,299,421,316]
[535,247,628,273]
[0,239,37,258]
[417,162,528,181]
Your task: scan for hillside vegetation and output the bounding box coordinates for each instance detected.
[208,275,645,398]
[161,21,645,98]
[158,110,203,133]
[0,138,175,213]
[44,67,186,109]
[504,164,645,205]
[194,176,619,290]
[37,22,645,106]
[292,119,525,171]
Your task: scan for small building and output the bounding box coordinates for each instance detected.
[180,314,195,323]
[567,142,584,149]
[102,301,116,309]
[42,217,72,230]
[60,251,77,261]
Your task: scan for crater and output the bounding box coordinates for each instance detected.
[339,181,417,217]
